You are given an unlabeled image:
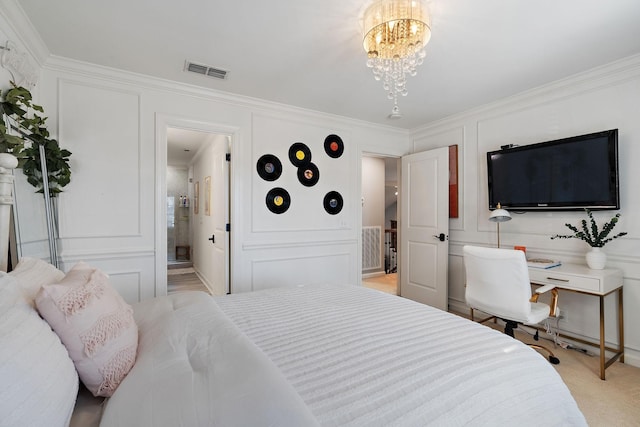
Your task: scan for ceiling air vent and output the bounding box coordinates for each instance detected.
[185,61,228,80]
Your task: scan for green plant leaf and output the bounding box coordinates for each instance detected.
[1,83,72,196]
[550,209,626,248]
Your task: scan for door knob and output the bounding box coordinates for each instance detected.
[208,235,215,244]
[434,233,447,242]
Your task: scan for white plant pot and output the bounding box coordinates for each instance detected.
[586,247,607,270]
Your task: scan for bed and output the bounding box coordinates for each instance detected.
[1,260,587,427]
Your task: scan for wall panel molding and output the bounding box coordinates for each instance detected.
[56,78,142,239]
[108,270,142,304]
[250,251,352,292]
[243,238,358,251]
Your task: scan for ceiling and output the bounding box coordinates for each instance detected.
[17,0,640,129]
[166,128,211,167]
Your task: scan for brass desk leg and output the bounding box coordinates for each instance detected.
[619,287,625,364]
[600,295,605,380]
[599,287,625,380]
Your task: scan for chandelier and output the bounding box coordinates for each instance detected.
[363,0,431,117]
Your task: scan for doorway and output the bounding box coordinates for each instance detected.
[361,155,399,295]
[165,126,230,296]
[166,165,192,269]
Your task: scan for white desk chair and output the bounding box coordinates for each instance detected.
[463,245,560,364]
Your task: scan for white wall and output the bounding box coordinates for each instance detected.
[410,54,640,366]
[19,54,410,302]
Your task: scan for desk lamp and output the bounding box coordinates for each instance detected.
[489,203,511,248]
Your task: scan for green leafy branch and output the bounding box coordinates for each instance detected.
[0,82,71,196]
[551,209,627,248]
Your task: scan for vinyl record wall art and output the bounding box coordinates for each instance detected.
[266,187,291,214]
[258,135,346,217]
[324,134,344,158]
[323,191,343,215]
[297,162,319,187]
[256,154,282,181]
[288,142,311,167]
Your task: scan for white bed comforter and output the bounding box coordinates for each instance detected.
[214,284,587,427]
[99,292,319,427]
[100,284,586,426]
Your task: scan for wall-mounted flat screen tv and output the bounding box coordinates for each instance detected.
[487,129,619,211]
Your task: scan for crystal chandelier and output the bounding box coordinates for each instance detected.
[363,0,431,117]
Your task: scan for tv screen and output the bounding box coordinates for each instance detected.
[487,129,619,211]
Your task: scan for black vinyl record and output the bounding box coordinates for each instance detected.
[323,191,343,215]
[256,154,282,181]
[266,187,291,214]
[289,142,312,167]
[297,162,319,187]
[324,134,344,158]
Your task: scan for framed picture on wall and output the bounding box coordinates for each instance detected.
[194,181,200,215]
[204,176,211,216]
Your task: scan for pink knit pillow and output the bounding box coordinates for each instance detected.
[35,262,138,397]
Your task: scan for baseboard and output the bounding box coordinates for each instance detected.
[623,349,640,368]
[192,266,216,295]
[362,271,386,279]
[448,299,469,316]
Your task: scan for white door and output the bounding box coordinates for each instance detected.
[209,139,230,294]
[400,147,449,310]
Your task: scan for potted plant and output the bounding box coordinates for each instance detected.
[551,209,626,269]
[0,82,72,196]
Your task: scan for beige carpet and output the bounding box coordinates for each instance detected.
[483,320,640,426]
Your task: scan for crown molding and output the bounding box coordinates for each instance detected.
[43,55,411,138]
[0,0,50,67]
[411,53,640,135]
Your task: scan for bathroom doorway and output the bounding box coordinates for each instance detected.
[166,127,230,295]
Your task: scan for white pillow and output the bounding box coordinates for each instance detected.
[8,257,65,306]
[0,273,79,427]
[35,262,138,397]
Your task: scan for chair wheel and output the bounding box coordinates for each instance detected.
[549,356,560,365]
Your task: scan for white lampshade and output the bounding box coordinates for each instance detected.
[488,203,511,248]
[489,207,512,223]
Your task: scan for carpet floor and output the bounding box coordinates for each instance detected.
[479,319,640,426]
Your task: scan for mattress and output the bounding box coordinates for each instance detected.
[99,284,586,426]
[214,284,587,426]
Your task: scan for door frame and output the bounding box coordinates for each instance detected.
[154,113,238,297]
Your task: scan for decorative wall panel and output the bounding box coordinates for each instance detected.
[57,80,141,238]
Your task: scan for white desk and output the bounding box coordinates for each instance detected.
[528,263,624,380]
